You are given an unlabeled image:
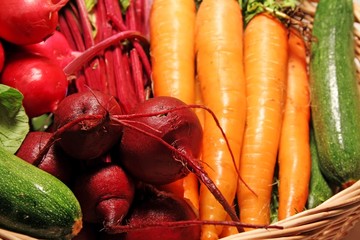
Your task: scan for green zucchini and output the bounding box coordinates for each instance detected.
[307,129,333,209]
[309,0,360,188]
[0,145,82,239]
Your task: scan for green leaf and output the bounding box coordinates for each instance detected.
[85,0,97,12]
[0,84,29,154]
[119,0,130,13]
[243,0,298,25]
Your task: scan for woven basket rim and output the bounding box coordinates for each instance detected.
[220,180,360,240]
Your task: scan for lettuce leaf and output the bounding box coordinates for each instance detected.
[0,84,29,153]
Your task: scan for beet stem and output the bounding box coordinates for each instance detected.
[111,117,243,232]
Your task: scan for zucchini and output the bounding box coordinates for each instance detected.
[0,145,82,239]
[309,0,360,188]
[307,129,333,209]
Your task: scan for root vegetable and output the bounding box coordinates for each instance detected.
[0,0,69,45]
[16,131,77,184]
[53,90,123,160]
[0,53,68,118]
[115,96,242,228]
[72,163,135,228]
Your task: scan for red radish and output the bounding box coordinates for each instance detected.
[104,185,200,240]
[0,0,69,45]
[0,53,68,118]
[53,90,123,160]
[19,30,81,69]
[115,96,241,226]
[71,163,135,228]
[16,131,77,184]
[0,41,4,72]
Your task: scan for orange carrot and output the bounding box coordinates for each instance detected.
[195,0,247,239]
[277,28,311,220]
[236,12,288,229]
[149,0,196,104]
[149,0,199,209]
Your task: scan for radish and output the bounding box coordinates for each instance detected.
[103,185,200,240]
[0,0,69,45]
[115,96,241,226]
[71,163,135,228]
[19,30,81,69]
[0,41,4,72]
[16,131,77,184]
[53,90,123,160]
[0,53,69,118]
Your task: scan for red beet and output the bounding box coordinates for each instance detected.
[72,163,135,229]
[118,96,202,185]
[16,131,77,184]
[0,53,69,118]
[116,96,241,226]
[53,90,123,160]
[107,185,200,240]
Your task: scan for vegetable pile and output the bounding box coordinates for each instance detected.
[0,0,359,240]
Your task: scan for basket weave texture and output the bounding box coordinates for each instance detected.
[0,1,359,240]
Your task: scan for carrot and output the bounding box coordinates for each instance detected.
[195,0,247,239]
[149,0,199,210]
[236,12,288,229]
[149,0,196,104]
[277,28,311,220]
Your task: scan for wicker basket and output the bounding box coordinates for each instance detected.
[0,1,359,240]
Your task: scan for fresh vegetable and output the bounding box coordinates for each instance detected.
[309,0,360,188]
[0,145,82,239]
[0,84,29,153]
[0,41,4,72]
[117,96,241,226]
[72,163,135,230]
[277,28,311,220]
[0,0,69,45]
[237,12,288,228]
[149,0,196,105]
[194,0,247,238]
[307,128,333,209]
[53,90,123,160]
[0,53,69,118]
[149,0,198,210]
[108,185,201,240]
[19,30,81,69]
[16,131,77,184]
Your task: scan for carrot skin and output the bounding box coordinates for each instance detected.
[277,28,311,220]
[149,0,199,209]
[149,0,196,104]
[195,0,247,239]
[237,13,288,229]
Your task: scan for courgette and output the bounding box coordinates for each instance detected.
[307,129,333,209]
[0,145,82,239]
[309,0,360,188]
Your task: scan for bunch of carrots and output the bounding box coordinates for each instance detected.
[149,0,311,239]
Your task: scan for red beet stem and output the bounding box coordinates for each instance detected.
[63,30,148,76]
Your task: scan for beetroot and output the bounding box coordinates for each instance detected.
[72,163,135,228]
[53,91,123,160]
[0,0,69,45]
[16,131,77,184]
[118,96,202,185]
[0,53,68,118]
[106,185,200,240]
[116,96,241,225]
